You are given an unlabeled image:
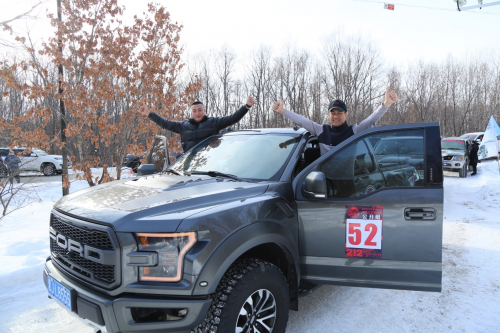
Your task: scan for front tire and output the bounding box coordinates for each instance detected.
[193,258,289,333]
[459,163,467,178]
[42,163,56,176]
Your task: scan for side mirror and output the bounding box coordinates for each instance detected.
[137,164,156,176]
[304,171,327,199]
[31,152,37,157]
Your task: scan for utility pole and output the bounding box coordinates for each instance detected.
[57,0,69,196]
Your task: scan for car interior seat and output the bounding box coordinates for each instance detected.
[295,147,321,175]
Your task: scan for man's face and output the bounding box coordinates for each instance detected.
[191,104,206,122]
[328,108,348,127]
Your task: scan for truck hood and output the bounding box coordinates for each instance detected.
[54,175,269,232]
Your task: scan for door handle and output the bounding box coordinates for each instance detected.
[404,208,436,220]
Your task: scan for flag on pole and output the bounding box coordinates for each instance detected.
[478,116,500,160]
[384,3,395,10]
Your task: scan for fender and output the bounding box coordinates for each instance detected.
[192,221,300,296]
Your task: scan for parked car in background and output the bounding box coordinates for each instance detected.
[460,132,484,142]
[461,131,500,153]
[123,136,171,173]
[0,147,71,176]
[441,137,471,178]
[123,153,144,173]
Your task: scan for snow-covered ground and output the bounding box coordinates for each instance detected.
[0,161,499,333]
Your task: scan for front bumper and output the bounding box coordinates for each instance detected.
[442,159,466,171]
[55,162,72,171]
[44,260,211,333]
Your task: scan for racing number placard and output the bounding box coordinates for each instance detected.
[345,206,383,259]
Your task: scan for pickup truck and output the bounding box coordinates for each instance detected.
[43,122,443,333]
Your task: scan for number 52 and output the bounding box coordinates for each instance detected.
[346,219,382,249]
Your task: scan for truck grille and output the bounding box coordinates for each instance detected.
[50,239,115,282]
[443,156,453,160]
[50,213,120,289]
[51,216,114,250]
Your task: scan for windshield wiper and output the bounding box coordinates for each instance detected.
[190,171,242,181]
[163,169,182,176]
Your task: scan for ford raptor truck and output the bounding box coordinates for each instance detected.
[44,122,444,333]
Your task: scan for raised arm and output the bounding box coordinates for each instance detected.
[273,99,324,136]
[139,102,184,134]
[213,94,255,130]
[353,87,398,134]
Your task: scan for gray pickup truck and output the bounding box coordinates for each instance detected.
[44,122,443,333]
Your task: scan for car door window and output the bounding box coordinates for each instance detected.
[319,129,425,199]
[371,129,425,186]
[320,140,383,198]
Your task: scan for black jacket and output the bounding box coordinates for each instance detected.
[470,144,479,163]
[148,105,249,152]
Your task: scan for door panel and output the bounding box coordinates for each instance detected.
[295,123,443,292]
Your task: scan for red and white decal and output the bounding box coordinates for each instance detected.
[345,206,383,259]
[346,219,382,249]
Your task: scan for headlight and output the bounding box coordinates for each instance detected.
[451,156,464,161]
[136,232,196,282]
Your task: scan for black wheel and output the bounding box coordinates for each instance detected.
[193,258,289,333]
[42,163,56,176]
[459,163,467,178]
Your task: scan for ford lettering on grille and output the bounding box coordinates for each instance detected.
[49,214,119,289]
[50,228,115,265]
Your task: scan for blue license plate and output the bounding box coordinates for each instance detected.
[47,275,73,311]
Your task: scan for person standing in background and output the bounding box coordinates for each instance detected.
[469,140,479,176]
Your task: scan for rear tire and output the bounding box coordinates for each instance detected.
[193,258,289,333]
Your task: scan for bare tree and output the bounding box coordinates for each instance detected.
[321,32,384,125]
[0,0,48,47]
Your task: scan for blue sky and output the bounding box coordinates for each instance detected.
[2,0,499,64]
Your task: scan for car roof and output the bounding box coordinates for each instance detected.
[223,128,308,136]
[461,132,484,136]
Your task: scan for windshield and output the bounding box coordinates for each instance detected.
[169,133,300,181]
[374,138,423,155]
[441,140,466,150]
[33,149,49,156]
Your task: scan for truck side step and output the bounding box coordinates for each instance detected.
[298,280,321,297]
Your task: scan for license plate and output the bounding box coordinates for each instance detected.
[47,275,74,311]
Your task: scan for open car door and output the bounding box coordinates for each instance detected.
[293,122,443,292]
[138,135,169,176]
